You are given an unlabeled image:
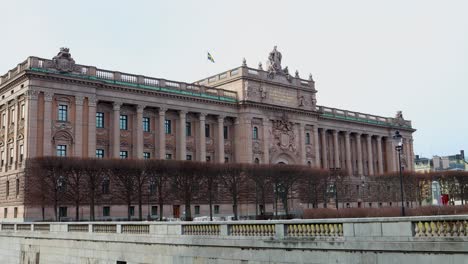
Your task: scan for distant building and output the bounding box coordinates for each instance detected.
[414,150,466,172]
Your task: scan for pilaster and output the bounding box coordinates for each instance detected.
[112,102,122,158]
[43,92,53,156]
[217,115,225,163]
[177,110,187,160]
[74,96,84,157]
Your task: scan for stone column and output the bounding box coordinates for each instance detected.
[158,108,166,159]
[298,123,306,165]
[367,135,374,175]
[217,115,225,163]
[344,132,352,175]
[236,117,252,163]
[112,102,122,158]
[356,133,363,176]
[320,128,328,169]
[332,130,340,168]
[409,138,415,171]
[43,92,53,156]
[391,139,398,172]
[262,119,270,164]
[376,136,384,174]
[313,125,320,167]
[11,99,18,167]
[74,96,84,157]
[25,90,39,158]
[87,96,97,158]
[177,110,187,160]
[198,113,206,162]
[135,105,144,159]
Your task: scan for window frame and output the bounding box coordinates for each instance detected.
[56,145,67,157]
[96,149,104,158]
[143,152,151,159]
[119,115,128,130]
[186,121,192,136]
[205,124,210,138]
[119,151,128,159]
[253,126,259,139]
[143,117,150,132]
[96,112,104,128]
[164,119,171,134]
[58,104,68,122]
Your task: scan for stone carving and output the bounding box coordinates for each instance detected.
[258,62,263,70]
[96,139,109,146]
[266,46,291,80]
[393,111,407,126]
[25,90,39,100]
[298,95,305,107]
[271,115,296,152]
[252,140,263,154]
[268,46,282,73]
[395,111,404,120]
[51,47,76,73]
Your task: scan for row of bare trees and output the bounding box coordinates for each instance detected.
[24,157,468,221]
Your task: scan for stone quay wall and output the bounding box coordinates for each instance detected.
[0,215,467,264]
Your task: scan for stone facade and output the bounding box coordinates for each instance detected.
[0,47,415,221]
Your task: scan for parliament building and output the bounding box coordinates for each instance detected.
[0,47,415,221]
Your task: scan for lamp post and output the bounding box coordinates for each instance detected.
[393,131,405,216]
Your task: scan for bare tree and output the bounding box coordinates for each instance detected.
[219,163,245,220]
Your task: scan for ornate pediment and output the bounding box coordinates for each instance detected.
[270,115,296,153]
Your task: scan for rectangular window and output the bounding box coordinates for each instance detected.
[9,148,13,164]
[11,109,15,124]
[206,156,211,162]
[58,104,68,121]
[119,115,128,130]
[96,149,104,158]
[186,155,192,161]
[224,126,228,139]
[56,145,67,157]
[19,145,24,162]
[164,119,171,134]
[224,157,229,163]
[214,205,220,214]
[143,117,150,132]
[165,154,172,160]
[1,113,5,128]
[6,181,9,197]
[15,179,19,195]
[306,133,311,144]
[151,205,158,216]
[120,151,128,159]
[20,104,25,119]
[103,206,110,217]
[194,205,200,215]
[96,112,104,128]
[13,207,17,218]
[143,152,151,159]
[253,127,259,139]
[3,208,7,218]
[1,151,3,167]
[205,124,210,138]
[129,206,135,216]
[186,122,191,136]
[59,207,67,218]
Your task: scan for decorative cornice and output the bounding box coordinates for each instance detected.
[75,96,85,106]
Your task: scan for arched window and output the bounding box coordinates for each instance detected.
[307,161,312,167]
[306,133,311,144]
[254,158,260,164]
[253,127,259,139]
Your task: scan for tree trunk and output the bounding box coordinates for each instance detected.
[185,199,192,221]
[138,190,143,221]
[90,194,95,221]
[209,189,213,221]
[127,202,131,221]
[75,200,79,221]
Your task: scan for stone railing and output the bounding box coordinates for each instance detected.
[3,216,468,240]
[195,66,315,89]
[0,57,238,103]
[318,105,412,128]
[414,220,468,237]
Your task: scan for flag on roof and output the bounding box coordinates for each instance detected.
[207,52,215,63]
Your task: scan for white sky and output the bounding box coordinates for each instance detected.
[1,0,467,158]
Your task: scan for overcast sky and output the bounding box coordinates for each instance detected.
[1,0,467,158]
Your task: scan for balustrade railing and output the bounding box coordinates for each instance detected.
[182,224,220,236]
[121,224,150,234]
[68,224,89,232]
[93,224,117,233]
[286,223,343,237]
[229,224,275,236]
[414,220,468,237]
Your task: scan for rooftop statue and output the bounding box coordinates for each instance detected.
[267,46,290,80]
[51,47,76,73]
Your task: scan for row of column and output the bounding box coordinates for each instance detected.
[311,128,399,176]
[110,102,227,162]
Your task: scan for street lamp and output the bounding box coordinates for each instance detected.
[393,131,405,216]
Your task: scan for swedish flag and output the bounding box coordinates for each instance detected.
[207,52,215,63]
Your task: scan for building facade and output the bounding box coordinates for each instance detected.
[0,47,415,221]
